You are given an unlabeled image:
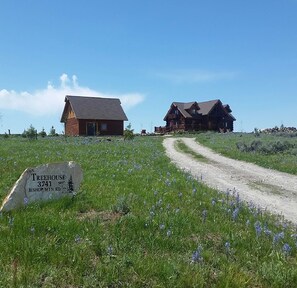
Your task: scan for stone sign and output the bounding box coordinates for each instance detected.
[0,161,83,212]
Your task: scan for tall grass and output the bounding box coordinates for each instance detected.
[0,136,296,287]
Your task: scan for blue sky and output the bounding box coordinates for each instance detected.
[0,0,296,134]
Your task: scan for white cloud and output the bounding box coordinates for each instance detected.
[0,74,145,116]
[156,69,238,84]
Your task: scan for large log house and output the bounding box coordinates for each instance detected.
[157,99,235,133]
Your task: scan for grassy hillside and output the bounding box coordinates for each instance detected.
[0,136,296,287]
[196,132,297,175]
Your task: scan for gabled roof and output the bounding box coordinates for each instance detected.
[164,99,236,121]
[197,99,221,115]
[164,101,200,120]
[61,95,128,122]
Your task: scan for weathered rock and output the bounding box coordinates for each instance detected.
[0,161,83,212]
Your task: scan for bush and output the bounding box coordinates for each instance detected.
[236,139,295,154]
[49,126,58,136]
[124,123,135,140]
[39,128,47,138]
[23,124,37,140]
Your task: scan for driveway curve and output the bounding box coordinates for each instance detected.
[163,137,297,224]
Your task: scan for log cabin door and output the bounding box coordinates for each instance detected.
[87,122,96,136]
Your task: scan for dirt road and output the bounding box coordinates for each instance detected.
[163,137,297,224]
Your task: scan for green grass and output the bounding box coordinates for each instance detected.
[0,135,297,287]
[175,139,209,162]
[196,132,297,175]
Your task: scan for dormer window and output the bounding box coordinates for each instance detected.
[174,109,179,115]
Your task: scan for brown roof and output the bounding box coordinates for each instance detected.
[165,99,236,120]
[197,99,220,115]
[61,95,128,122]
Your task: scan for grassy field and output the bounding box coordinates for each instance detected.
[0,135,297,287]
[196,132,297,175]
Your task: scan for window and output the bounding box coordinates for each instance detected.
[101,123,107,131]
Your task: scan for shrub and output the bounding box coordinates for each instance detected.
[39,128,47,138]
[49,126,58,136]
[124,123,135,140]
[23,124,38,140]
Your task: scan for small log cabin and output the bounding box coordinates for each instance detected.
[157,99,235,133]
[60,95,128,136]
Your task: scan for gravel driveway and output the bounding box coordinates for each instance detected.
[163,137,297,224]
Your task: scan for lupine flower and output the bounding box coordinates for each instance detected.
[159,224,165,230]
[232,207,239,221]
[30,227,35,234]
[264,224,272,237]
[273,232,285,245]
[192,188,197,196]
[24,197,29,206]
[166,229,172,237]
[165,179,171,186]
[75,235,82,243]
[191,245,203,263]
[156,199,162,207]
[246,219,250,227]
[283,243,291,256]
[225,241,231,255]
[202,210,207,223]
[178,192,183,199]
[254,221,262,238]
[107,245,113,256]
[211,198,216,206]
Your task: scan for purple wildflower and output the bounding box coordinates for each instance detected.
[24,197,29,206]
[191,245,203,263]
[75,235,82,243]
[225,241,231,255]
[254,221,262,238]
[273,232,285,245]
[107,245,113,256]
[192,188,197,196]
[159,224,165,230]
[165,179,171,186]
[283,243,291,256]
[232,207,240,221]
[202,209,207,223]
[264,224,272,237]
